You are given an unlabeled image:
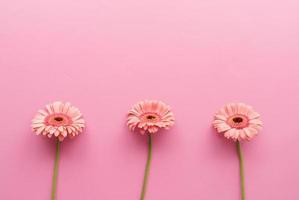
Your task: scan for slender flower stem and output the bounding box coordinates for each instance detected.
[236,141,245,200]
[140,134,152,200]
[52,140,61,200]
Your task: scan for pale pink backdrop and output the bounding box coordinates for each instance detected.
[0,0,299,199]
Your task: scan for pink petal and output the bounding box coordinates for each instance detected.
[31,123,44,128]
[58,126,64,132]
[248,111,260,119]
[35,126,45,135]
[72,114,83,121]
[217,108,229,118]
[38,109,48,116]
[127,117,140,124]
[224,128,236,139]
[46,104,53,114]
[143,102,151,113]
[68,107,80,118]
[62,102,71,114]
[32,118,45,123]
[239,129,247,140]
[243,128,254,139]
[232,129,240,140]
[67,127,73,134]
[58,135,65,141]
[61,130,67,137]
[216,123,231,132]
[246,127,258,136]
[213,121,227,130]
[128,109,141,116]
[45,126,52,131]
[54,130,60,137]
[225,103,235,116]
[76,123,85,128]
[33,114,45,120]
[148,126,158,133]
[151,100,159,111]
[215,114,227,121]
[237,103,249,115]
[249,123,262,131]
[52,101,63,113]
[212,119,226,124]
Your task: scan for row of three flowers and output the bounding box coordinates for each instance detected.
[32,100,262,200]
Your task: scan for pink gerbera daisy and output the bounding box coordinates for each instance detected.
[32,101,85,141]
[127,100,175,200]
[32,101,85,200]
[127,100,175,134]
[213,103,262,141]
[212,102,262,200]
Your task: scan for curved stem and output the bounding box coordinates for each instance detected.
[236,141,245,200]
[140,134,152,200]
[51,140,60,200]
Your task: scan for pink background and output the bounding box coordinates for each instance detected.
[1,0,299,199]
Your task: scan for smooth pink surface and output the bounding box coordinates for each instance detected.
[0,0,299,199]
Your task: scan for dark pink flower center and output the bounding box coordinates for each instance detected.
[142,113,161,123]
[227,114,249,129]
[146,115,156,120]
[45,114,72,127]
[54,117,64,122]
[233,117,243,123]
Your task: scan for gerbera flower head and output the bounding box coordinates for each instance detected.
[32,101,85,141]
[127,100,175,134]
[213,103,262,141]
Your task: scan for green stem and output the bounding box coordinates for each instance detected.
[236,141,245,200]
[140,134,152,200]
[51,140,60,200]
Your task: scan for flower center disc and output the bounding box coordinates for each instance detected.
[233,117,243,123]
[142,113,160,123]
[146,115,156,120]
[54,117,64,122]
[46,114,71,127]
[227,115,249,129]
